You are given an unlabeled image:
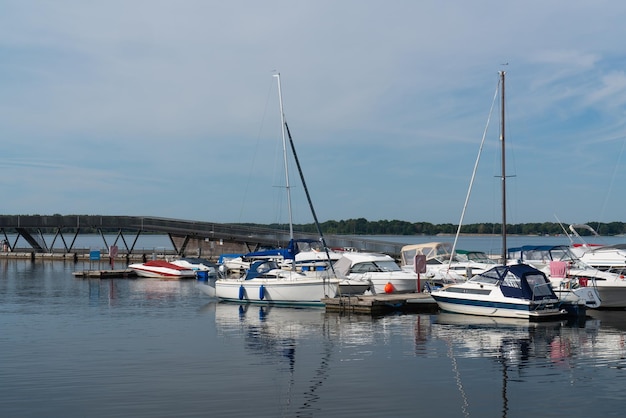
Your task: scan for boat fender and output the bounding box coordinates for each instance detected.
[384,282,394,294]
[259,285,265,300]
[239,285,245,300]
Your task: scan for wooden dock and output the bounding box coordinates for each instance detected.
[72,269,137,279]
[323,292,438,314]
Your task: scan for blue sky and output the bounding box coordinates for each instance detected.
[2,1,626,226]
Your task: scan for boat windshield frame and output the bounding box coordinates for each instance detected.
[467,275,501,286]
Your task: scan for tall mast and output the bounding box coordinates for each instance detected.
[274,73,294,239]
[500,70,507,265]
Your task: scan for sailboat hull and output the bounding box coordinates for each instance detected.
[213,277,339,306]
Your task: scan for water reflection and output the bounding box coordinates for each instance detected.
[427,312,626,417]
[214,303,333,417]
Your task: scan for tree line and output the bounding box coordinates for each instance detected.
[257,219,626,236]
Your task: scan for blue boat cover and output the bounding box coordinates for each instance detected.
[476,264,557,301]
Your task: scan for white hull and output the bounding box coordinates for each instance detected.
[212,277,339,306]
[544,265,626,308]
[128,261,196,278]
[197,282,216,297]
[368,273,418,294]
[338,279,371,295]
[433,299,564,319]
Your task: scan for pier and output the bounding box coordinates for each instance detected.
[323,293,438,314]
[0,214,408,260]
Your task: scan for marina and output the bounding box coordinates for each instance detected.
[2,257,626,418]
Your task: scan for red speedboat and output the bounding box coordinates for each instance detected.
[128,260,196,278]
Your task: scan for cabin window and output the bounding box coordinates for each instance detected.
[375,260,402,272]
[351,262,379,273]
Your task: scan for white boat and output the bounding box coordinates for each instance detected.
[400,241,496,285]
[508,244,625,308]
[430,264,567,319]
[567,224,626,270]
[429,72,582,320]
[210,260,338,306]
[170,257,218,273]
[128,259,196,278]
[333,252,417,294]
[203,73,340,305]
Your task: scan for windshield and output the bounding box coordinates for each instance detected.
[375,260,402,272]
[525,273,554,297]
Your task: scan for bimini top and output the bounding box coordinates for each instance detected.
[242,239,321,261]
[507,245,575,262]
[469,264,557,301]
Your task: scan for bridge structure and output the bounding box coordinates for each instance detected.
[0,215,409,259]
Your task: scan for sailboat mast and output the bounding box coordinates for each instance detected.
[274,73,294,239]
[500,70,507,265]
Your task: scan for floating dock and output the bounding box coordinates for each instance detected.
[323,293,438,314]
[72,269,137,279]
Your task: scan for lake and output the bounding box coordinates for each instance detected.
[2,254,626,417]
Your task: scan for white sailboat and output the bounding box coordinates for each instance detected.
[199,73,339,305]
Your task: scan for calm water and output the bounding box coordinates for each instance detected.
[2,235,626,417]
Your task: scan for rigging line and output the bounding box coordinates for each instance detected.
[285,121,338,284]
[596,135,626,233]
[237,76,276,222]
[450,76,501,269]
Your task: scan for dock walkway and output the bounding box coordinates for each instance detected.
[323,293,438,314]
[72,269,137,279]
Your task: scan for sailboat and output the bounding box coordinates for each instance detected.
[198,73,339,306]
[430,71,568,320]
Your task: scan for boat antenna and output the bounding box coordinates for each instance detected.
[284,121,339,283]
[274,72,294,240]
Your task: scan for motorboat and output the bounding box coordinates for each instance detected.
[128,259,196,278]
[431,72,582,321]
[400,241,496,285]
[206,260,339,306]
[170,257,218,273]
[508,245,625,308]
[430,264,568,320]
[567,224,626,270]
[333,252,418,294]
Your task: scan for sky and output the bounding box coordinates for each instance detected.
[2,1,626,227]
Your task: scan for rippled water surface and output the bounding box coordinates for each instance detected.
[2,258,626,417]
